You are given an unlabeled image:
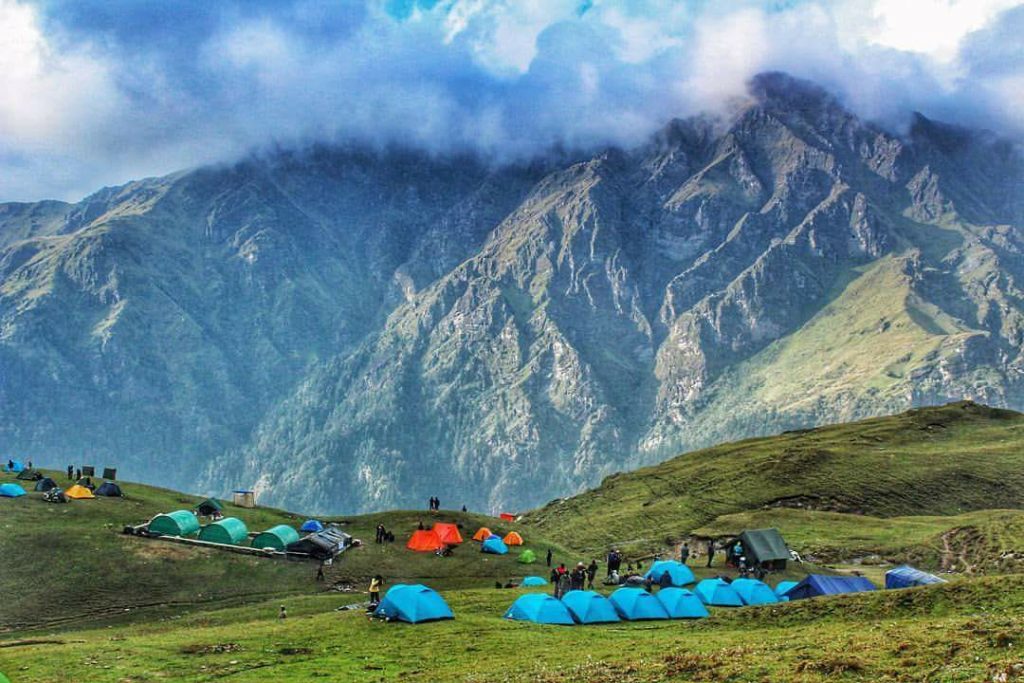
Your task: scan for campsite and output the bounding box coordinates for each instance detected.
[4,404,1024,681]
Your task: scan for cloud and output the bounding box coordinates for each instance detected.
[1,0,1023,202]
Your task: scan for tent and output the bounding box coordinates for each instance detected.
[481,537,509,555]
[148,510,200,537]
[885,565,946,590]
[730,578,779,605]
[34,477,58,492]
[252,524,301,550]
[504,594,575,625]
[0,483,26,498]
[521,576,547,587]
[499,512,516,522]
[407,530,445,552]
[774,580,799,601]
[2,460,24,473]
[432,523,464,545]
[198,517,249,545]
[485,533,502,541]
[300,519,324,533]
[472,527,492,541]
[656,588,710,619]
[644,560,696,587]
[95,482,123,497]
[518,549,537,564]
[375,584,454,624]
[784,574,876,601]
[694,579,744,607]
[65,484,95,499]
[503,531,524,546]
[197,498,223,516]
[737,528,790,570]
[561,590,621,624]
[287,526,351,560]
[16,469,41,481]
[609,588,670,621]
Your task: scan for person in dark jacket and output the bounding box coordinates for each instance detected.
[680,542,690,564]
[706,539,716,567]
[67,465,74,480]
[586,560,598,589]
[546,548,553,567]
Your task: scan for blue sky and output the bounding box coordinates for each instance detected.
[1,0,1022,201]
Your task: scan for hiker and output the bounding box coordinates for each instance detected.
[278,605,287,620]
[417,520,424,531]
[557,569,571,599]
[550,566,561,596]
[732,541,743,566]
[680,542,690,564]
[369,575,383,606]
[435,497,441,511]
[461,505,467,512]
[27,460,32,470]
[606,549,621,577]
[658,570,673,591]
[569,563,585,591]
[706,539,715,568]
[6,459,12,470]
[75,468,81,480]
[316,563,325,582]
[67,465,73,480]
[546,548,553,567]
[586,559,598,589]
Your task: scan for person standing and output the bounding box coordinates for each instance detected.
[586,559,598,589]
[706,539,716,568]
[316,563,325,582]
[369,575,383,606]
[680,542,690,565]
[435,497,441,511]
[550,565,561,597]
[557,569,571,599]
[546,548,553,568]
[67,464,73,480]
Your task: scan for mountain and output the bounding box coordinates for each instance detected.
[2,73,1024,512]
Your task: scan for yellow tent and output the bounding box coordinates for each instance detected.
[503,531,524,546]
[65,485,95,499]
[472,527,492,542]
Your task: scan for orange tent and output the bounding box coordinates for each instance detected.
[65,485,95,499]
[472,527,492,542]
[499,513,516,522]
[503,531,524,546]
[406,529,444,552]
[432,523,463,545]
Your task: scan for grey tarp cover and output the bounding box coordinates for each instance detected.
[739,528,790,564]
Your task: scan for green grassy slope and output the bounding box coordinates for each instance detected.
[0,470,568,633]
[3,577,1024,682]
[524,401,1024,554]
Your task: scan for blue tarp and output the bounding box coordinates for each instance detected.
[609,588,670,621]
[561,590,621,624]
[694,579,744,607]
[774,580,798,601]
[0,483,26,497]
[374,584,454,623]
[300,519,324,532]
[644,560,696,587]
[504,594,575,625]
[885,565,946,590]
[482,537,509,555]
[521,576,548,587]
[731,579,779,605]
[785,574,876,601]
[655,588,709,619]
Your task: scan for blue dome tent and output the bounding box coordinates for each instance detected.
[731,579,779,605]
[2,461,24,473]
[644,560,695,587]
[785,574,876,601]
[561,590,620,624]
[885,566,946,590]
[504,594,575,625]
[655,587,709,619]
[521,576,548,587]
[694,579,744,607]
[0,483,26,497]
[300,519,324,532]
[374,584,454,624]
[608,588,670,621]
[774,581,798,601]
[482,537,509,555]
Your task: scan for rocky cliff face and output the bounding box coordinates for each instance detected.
[2,74,1023,511]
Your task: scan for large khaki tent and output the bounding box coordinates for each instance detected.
[198,517,249,545]
[737,528,790,570]
[252,524,300,550]
[149,510,200,537]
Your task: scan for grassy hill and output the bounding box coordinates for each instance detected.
[523,402,1024,555]
[0,470,570,633]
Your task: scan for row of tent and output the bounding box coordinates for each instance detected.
[0,480,122,498]
[146,510,351,559]
[506,588,709,625]
[406,524,525,554]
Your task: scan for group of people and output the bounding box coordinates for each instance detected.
[374,524,396,544]
[427,496,441,511]
[549,560,599,598]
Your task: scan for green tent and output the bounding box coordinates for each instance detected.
[198,517,249,545]
[517,549,537,564]
[149,510,200,537]
[197,497,224,516]
[251,524,300,551]
[738,528,790,569]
